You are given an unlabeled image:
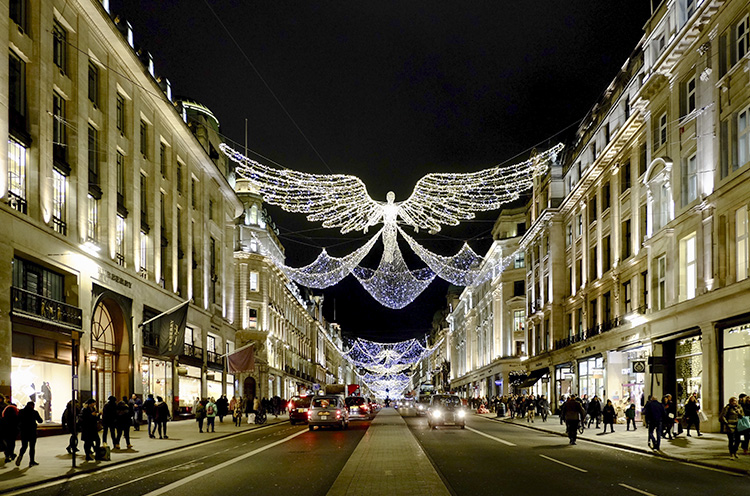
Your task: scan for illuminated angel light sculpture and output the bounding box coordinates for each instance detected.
[222,142,563,308]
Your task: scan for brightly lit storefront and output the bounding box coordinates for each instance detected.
[11,357,69,423]
[179,365,202,411]
[675,335,702,407]
[142,357,172,405]
[722,321,750,401]
[226,374,235,398]
[207,369,223,400]
[555,363,574,403]
[605,346,648,420]
[578,355,605,399]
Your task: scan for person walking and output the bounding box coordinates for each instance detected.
[739,394,750,455]
[115,396,133,449]
[662,394,676,439]
[233,400,243,426]
[16,401,42,467]
[80,399,101,462]
[62,399,80,454]
[625,403,637,431]
[130,394,142,431]
[602,399,616,433]
[206,397,217,432]
[195,399,206,432]
[683,394,702,437]
[101,396,117,446]
[537,395,549,422]
[644,395,667,451]
[155,396,170,439]
[217,394,228,423]
[587,395,602,429]
[719,396,744,459]
[562,395,586,445]
[143,393,157,438]
[3,401,20,463]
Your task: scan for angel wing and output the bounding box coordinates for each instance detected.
[398,143,564,233]
[220,144,383,233]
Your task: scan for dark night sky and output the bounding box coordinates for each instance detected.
[111,1,652,342]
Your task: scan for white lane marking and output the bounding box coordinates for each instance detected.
[465,426,516,446]
[1,423,296,496]
[619,483,657,496]
[678,461,743,476]
[142,429,307,496]
[539,454,588,473]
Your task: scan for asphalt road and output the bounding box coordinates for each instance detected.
[404,413,748,496]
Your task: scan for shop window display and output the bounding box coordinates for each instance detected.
[143,358,172,405]
[11,357,68,423]
[675,336,702,407]
[723,323,750,400]
[578,356,605,399]
[179,364,201,411]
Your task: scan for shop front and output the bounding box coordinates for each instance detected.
[141,357,173,406]
[605,346,649,420]
[226,373,235,398]
[721,318,750,402]
[578,355,605,399]
[555,363,575,405]
[178,364,202,413]
[207,369,223,400]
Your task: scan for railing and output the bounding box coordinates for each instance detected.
[6,190,27,214]
[554,316,624,350]
[143,330,159,348]
[207,350,223,367]
[52,216,67,235]
[11,286,82,329]
[182,343,204,360]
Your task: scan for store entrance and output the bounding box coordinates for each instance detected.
[90,299,130,409]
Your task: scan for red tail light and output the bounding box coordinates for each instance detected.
[288,402,293,410]
[361,405,369,411]
[336,409,341,419]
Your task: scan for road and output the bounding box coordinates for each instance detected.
[6,411,748,496]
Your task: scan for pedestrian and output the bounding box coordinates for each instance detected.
[526,394,535,423]
[662,394,676,439]
[602,399,616,433]
[718,396,744,459]
[62,399,80,454]
[537,395,549,422]
[115,396,133,449]
[683,393,702,437]
[644,395,666,451]
[625,403,637,431]
[217,394,228,423]
[562,395,586,445]
[233,401,243,426]
[143,393,157,438]
[206,397,217,432]
[80,399,101,462]
[229,395,237,414]
[16,401,42,467]
[587,395,602,429]
[3,401,20,463]
[155,396,170,439]
[130,394,143,431]
[0,394,8,455]
[740,394,750,455]
[195,399,206,432]
[100,396,117,446]
[192,397,200,415]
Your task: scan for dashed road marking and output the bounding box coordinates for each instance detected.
[539,454,588,473]
[619,483,657,496]
[465,426,516,446]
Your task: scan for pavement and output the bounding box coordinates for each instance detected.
[0,413,289,494]
[478,411,750,475]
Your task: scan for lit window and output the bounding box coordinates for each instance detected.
[686,75,696,114]
[514,251,525,269]
[52,168,67,235]
[140,230,148,276]
[739,106,750,169]
[8,138,27,213]
[679,233,696,302]
[116,215,126,266]
[659,112,668,148]
[738,15,749,61]
[250,271,259,292]
[682,153,698,205]
[87,194,99,243]
[657,255,667,310]
[52,21,66,73]
[737,206,749,281]
[513,310,525,333]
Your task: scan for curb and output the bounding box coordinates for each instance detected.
[1,419,290,494]
[478,414,750,476]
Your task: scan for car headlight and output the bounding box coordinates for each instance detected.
[458,410,465,418]
[432,409,442,418]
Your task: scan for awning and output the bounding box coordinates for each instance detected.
[515,367,549,389]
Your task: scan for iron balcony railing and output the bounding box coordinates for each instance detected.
[182,343,204,360]
[11,286,82,329]
[207,350,223,367]
[554,315,624,350]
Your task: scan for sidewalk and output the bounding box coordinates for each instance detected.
[478,411,750,475]
[0,413,289,494]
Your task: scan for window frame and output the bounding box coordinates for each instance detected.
[52,20,67,73]
[88,62,99,107]
[737,205,749,281]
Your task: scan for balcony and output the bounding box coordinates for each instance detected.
[182,343,204,360]
[6,190,27,214]
[554,316,624,350]
[11,286,82,330]
[207,350,224,368]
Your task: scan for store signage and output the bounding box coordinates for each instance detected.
[97,267,132,289]
[632,361,646,373]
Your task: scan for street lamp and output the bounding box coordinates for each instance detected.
[87,350,98,403]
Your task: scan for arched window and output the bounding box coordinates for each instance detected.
[91,302,116,352]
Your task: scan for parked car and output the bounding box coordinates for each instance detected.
[427,394,466,429]
[288,395,311,425]
[416,395,431,416]
[345,396,373,420]
[308,395,349,430]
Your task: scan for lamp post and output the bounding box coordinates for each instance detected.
[87,350,99,404]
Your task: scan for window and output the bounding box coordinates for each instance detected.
[207,335,216,354]
[191,178,197,209]
[685,75,696,115]
[603,182,611,211]
[8,138,27,214]
[738,15,749,61]
[639,142,648,177]
[513,280,525,297]
[657,255,667,310]
[589,245,597,281]
[589,195,597,223]
[577,308,583,333]
[513,251,525,269]
[177,161,183,194]
[739,106,750,169]
[9,51,26,132]
[576,258,582,289]
[52,21,66,73]
[640,203,648,244]
[679,233,697,302]
[641,270,649,310]
[209,198,214,221]
[622,219,632,259]
[160,192,167,238]
[115,215,126,266]
[602,235,611,272]
[623,280,632,314]
[576,214,583,237]
[566,223,573,247]
[603,291,611,323]
[88,125,99,186]
[513,310,525,333]
[140,173,148,226]
[87,194,99,243]
[10,0,26,29]
[116,152,126,206]
[621,160,631,193]
[736,206,748,281]
[590,298,598,328]
[657,112,668,148]
[250,271,259,292]
[116,94,125,134]
[52,92,66,163]
[160,142,167,176]
[686,0,696,18]
[88,62,99,106]
[139,230,148,276]
[247,307,258,329]
[568,265,573,296]
[52,168,67,235]
[682,153,698,205]
[140,120,148,157]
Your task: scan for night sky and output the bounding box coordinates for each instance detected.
[111,1,653,342]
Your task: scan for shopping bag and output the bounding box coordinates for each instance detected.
[737,416,750,432]
[247,413,255,424]
[698,410,708,422]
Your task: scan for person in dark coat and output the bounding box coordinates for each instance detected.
[195,400,206,433]
[155,396,170,439]
[62,399,80,454]
[101,396,118,446]
[80,399,101,462]
[16,401,42,466]
[216,394,229,423]
[562,395,586,445]
[644,395,667,450]
[0,394,8,455]
[142,394,156,438]
[602,399,616,433]
[587,395,602,429]
[3,402,20,462]
[115,396,133,449]
[129,394,142,431]
[683,393,702,437]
